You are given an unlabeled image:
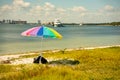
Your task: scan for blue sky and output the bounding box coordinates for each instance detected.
[0,0,120,23]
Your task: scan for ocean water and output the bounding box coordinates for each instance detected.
[0,24,120,54]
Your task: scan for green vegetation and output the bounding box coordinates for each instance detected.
[109,22,120,26]
[63,22,120,26]
[0,47,120,80]
[98,22,120,26]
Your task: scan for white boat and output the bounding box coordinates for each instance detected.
[53,19,64,27]
[79,23,83,26]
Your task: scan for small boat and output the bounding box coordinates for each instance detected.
[79,23,83,26]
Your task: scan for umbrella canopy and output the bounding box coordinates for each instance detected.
[21,25,62,39]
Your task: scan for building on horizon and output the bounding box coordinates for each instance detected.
[38,20,41,25]
[0,19,27,24]
[11,20,27,24]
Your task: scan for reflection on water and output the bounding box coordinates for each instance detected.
[0,24,120,54]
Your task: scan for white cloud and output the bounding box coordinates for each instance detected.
[30,5,42,14]
[44,2,55,11]
[0,0,31,21]
[0,1,119,23]
[57,8,66,12]
[35,5,42,11]
[104,5,114,11]
[29,2,56,13]
[13,0,30,8]
[0,0,30,14]
[1,5,12,11]
[71,6,87,12]
[80,13,86,16]
[99,5,114,12]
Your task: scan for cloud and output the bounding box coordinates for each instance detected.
[98,5,119,17]
[1,5,12,11]
[13,0,30,8]
[99,5,114,12]
[0,1,89,23]
[71,6,87,12]
[0,0,30,11]
[57,8,66,12]
[0,0,31,20]
[44,2,55,11]
[0,1,119,23]
[56,8,66,16]
[104,5,114,11]
[28,3,120,23]
[35,5,42,11]
[30,5,42,14]
[87,5,120,23]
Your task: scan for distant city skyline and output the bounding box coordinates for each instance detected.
[0,0,120,23]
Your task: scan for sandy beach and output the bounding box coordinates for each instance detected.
[0,45,120,65]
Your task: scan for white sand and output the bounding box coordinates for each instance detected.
[0,53,36,64]
[11,58,33,65]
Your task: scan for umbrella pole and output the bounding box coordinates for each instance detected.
[39,37,43,64]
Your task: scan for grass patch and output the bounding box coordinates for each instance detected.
[0,47,120,80]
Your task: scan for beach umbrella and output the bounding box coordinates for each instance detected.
[21,25,62,63]
[21,25,62,39]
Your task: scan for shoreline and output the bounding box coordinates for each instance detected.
[1,45,120,55]
[0,45,120,65]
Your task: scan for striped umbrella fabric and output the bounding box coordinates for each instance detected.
[21,26,62,39]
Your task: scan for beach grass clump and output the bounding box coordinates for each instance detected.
[0,47,120,80]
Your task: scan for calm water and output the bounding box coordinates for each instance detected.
[0,24,120,54]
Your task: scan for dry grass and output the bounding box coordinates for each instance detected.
[0,47,120,80]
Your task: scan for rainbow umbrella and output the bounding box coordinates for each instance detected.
[21,25,62,63]
[21,25,62,39]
